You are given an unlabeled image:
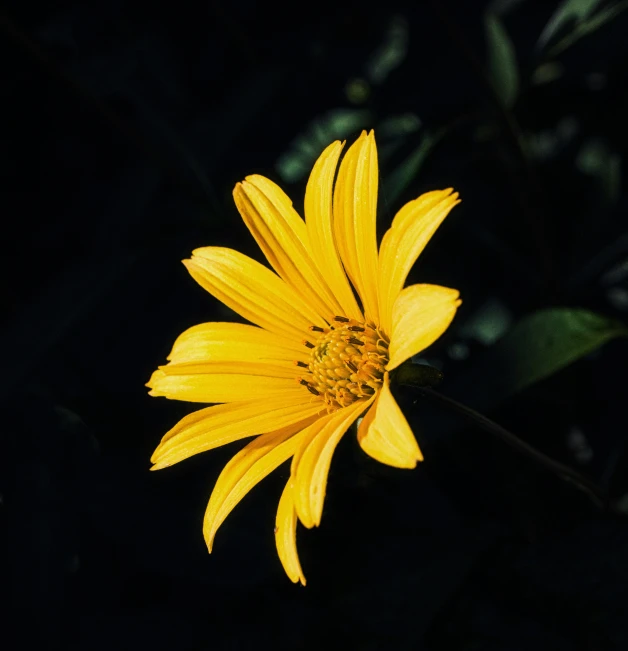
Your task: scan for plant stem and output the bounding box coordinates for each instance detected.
[412,386,610,511]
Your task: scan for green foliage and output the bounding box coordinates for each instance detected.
[490,308,627,396]
[537,0,603,50]
[484,12,519,108]
[276,109,372,183]
[382,129,442,205]
[577,139,622,204]
[538,0,628,57]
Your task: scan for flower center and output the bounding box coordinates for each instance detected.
[296,316,389,411]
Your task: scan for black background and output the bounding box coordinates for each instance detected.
[3,0,628,649]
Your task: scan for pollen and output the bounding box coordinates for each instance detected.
[297,318,389,410]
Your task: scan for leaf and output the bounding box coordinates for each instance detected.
[382,130,442,205]
[275,109,372,183]
[537,0,603,51]
[488,308,628,396]
[576,139,622,204]
[484,13,519,108]
[445,309,627,418]
[366,15,409,85]
[549,0,628,57]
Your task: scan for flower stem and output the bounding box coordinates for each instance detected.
[409,384,611,511]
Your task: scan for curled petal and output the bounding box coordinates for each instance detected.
[357,372,422,469]
[275,479,306,585]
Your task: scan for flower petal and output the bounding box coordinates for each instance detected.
[147,361,301,403]
[150,395,323,470]
[333,131,380,322]
[235,177,343,322]
[203,417,318,551]
[387,284,461,371]
[167,322,304,365]
[357,372,422,468]
[378,189,460,333]
[304,141,363,321]
[292,397,374,528]
[275,479,306,585]
[184,247,325,341]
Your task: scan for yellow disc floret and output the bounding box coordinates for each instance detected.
[296,316,389,410]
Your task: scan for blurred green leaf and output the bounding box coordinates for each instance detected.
[276,109,371,183]
[577,138,622,204]
[531,61,564,85]
[459,299,513,345]
[382,129,442,205]
[540,0,628,58]
[377,113,422,140]
[366,15,408,85]
[537,0,602,50]
[345,78,371,104]
[491,308,627,396]
[484,13,519,108]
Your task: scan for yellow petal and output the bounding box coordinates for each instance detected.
[235,177,343,322]
[167,322,304,365]
[151,396,323,470]
[184,247,325,341]
[203,417,318,551]
[333,131,380,322]
[378,189,460,333]
[357,372,423,468]
[275,479,306,585]
[146,361,301,403]
[304,141,363,321]
[387,284,461,371]
[292,397,374,528]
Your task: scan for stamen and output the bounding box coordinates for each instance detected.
[297,317,390,411]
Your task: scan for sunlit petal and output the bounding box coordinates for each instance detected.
[292,397,374,528]
[387,284,461,371]
[203,418,317,551]
[378,190,460,333]
[151,396,323,470]
[357,372,422,468]
[333,131,380,322]
[147,361,300,403]
[184,247,325,341]
[304,141,363,321]
[167,322,304,365]
[235,176,344,321]
[275,479,306,585]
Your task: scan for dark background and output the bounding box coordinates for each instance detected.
[3,0,628,649]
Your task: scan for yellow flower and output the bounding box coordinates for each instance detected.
[147,130,461,585]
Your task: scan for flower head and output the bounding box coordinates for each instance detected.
[147,131,461,584]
